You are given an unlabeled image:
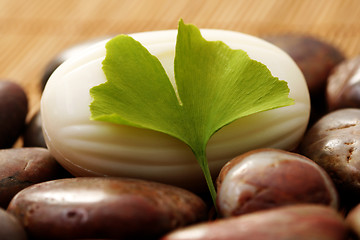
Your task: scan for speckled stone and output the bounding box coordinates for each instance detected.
[0,147,69,208]
[7,177,208,240]
[162,204,348,240]
[0,208,27,240]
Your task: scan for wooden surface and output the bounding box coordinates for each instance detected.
[1,0,360,119]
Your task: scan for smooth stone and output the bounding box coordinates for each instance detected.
[0,147,69,208]
[346,203,360,238]
[299,108,360,199]
[216,148,338,217]
[23,111,46,148]
[0,208,27,240]
[327,56,360,111]
[7,177,208,240]
[161,204,349,240]
[0,81,28,148]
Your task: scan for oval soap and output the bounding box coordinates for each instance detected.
[41,29,310,191]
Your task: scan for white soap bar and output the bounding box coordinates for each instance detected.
[41,29,310,191]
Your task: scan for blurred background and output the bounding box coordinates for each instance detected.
[1,0,360,118]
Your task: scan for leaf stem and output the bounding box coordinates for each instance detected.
[197,153,217,211]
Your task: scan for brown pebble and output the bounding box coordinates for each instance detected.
[0,81,28,148]
[327,56,360,111]
[0,147,69,208]
[216,148,338,217]
[299,108,360,200]
[161,204,349,240]
[0,208,27,240]
[7,177,207,240]
[346,203,360,238]
[23,111,46,148]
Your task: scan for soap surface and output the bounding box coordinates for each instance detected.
[41,29,310,191]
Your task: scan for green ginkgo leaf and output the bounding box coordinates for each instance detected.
[90,19,293,205]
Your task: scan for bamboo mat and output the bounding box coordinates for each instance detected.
[1,0,360,118]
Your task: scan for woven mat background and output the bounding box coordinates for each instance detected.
[1,0,360,118]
